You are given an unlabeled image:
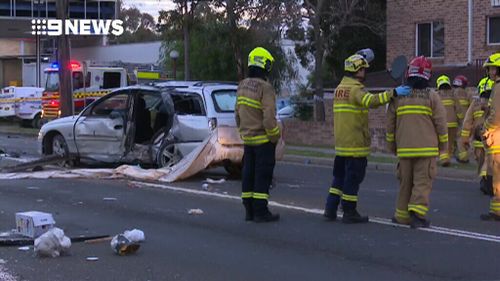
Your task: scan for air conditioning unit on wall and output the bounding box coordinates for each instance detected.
[493,0,500,7]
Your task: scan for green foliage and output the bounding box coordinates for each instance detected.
[159,3,297,91]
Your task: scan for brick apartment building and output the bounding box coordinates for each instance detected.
[386,0,500,86]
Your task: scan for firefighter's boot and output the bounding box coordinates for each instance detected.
[242,199,253,221]
[253,200,280,223]
[480,176,494,196]
[480,212,500,221]
[323,209,337,221]
[409,211,431,228]
[342,210,369,224]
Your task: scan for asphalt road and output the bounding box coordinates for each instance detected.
[0,160,499,281]
[0,134,39,157]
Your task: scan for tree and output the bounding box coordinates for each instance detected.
[109,3,159,44]
[159,2,297,90]
[288,0,386,121]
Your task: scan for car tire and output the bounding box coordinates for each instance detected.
[224,162,242,179]
[48,134,73,167]
[156,139,183,169]
[31,113,42,129]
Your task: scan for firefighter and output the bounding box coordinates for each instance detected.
[461,77,494,195]
[480,53,500,221]
[235,47,281,223]
[454,75,472,163]
[436,75,463,167]
[386,56,448,228]
[323,53,411,223]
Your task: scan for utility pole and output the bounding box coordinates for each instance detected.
[56,0,73,117]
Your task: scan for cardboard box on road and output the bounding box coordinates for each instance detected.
[15,211,55,238]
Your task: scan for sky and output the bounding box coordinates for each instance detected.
[122,0,176,19]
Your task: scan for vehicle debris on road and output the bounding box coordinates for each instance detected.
[110,230,145,256]
[188,209,204,215]
[34,228,71,258]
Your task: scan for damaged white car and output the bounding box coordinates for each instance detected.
[38,82,245,175]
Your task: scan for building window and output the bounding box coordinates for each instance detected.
[492,0,500,7]
[416,22,444,58]
[488,17,500,45]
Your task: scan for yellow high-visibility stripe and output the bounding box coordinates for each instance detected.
[377,92,390,104]
[341,194,358,202]
[335,146,370,157]
[458,151,468,159]
[396,105,432,116]
[473,141,484,148]
[485,122,498,130]
[241,192,253,199]
[480,171,487,177]
[253,192,269,200]
[440,153,450,160]
[395,209,410,219]
[397,147,439,157]
[487,146,500,155]
[447,122,458,128]
[408,204,429,215]
[237,96,262,109]
[386,133,395,142]
[457,113,465,119]
[473,111,484,118]
[441,99,454,106]
[361,93,374,107]
[329,187,342,196]
[461,130,471,137]
[265,126,280,136]
[459,99,470,106]
[241,134,269,145]
[439,134,449,143]
[334,104,369,114]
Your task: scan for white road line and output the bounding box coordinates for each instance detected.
[132,181,500,244]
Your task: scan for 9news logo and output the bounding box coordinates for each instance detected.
[31,19,124,36]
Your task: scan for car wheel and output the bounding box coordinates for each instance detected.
[31,113,42,129]
[50,134,73,167]
[156,139,182,168]
[224,162,242,178]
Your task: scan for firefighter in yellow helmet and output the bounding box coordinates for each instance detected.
[480,53,500,221]
[461,77,494,195]
[436,75,464,166]
[323,52,411,223]
[235,47,280,223]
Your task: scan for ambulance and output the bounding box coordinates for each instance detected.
[41,61,128,120]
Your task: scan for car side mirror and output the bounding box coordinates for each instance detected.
[109,111,121,120]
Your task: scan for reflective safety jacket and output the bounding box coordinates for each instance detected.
[454,87,473,120]
[386,88,448,158]
[461,97,488,149]
[333,76,393,157]
[483,78,500,155]
[438,89,463,128]
[235,78,280,145]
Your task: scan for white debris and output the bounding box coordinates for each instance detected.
[0,259,6,264]
[86,257,99,261]
[0,264,17,281]
[205,178,226,184]
[201,183,209,190]
[34,227,71,258]
[123,229,145,243]
[102,197,117,201]
[17,246,30,251]
[110,234,141,256]
[188,209,204,215]
[26,186,40,190]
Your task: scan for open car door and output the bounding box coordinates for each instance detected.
[73,89,132,162]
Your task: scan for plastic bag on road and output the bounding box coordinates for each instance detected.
[111,229,145,256]
[34,227,71,258]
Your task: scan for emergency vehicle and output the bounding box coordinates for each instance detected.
[0,86,44,128]
[41,61,127,120]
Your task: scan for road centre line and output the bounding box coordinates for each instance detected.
[132,181,500,244]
